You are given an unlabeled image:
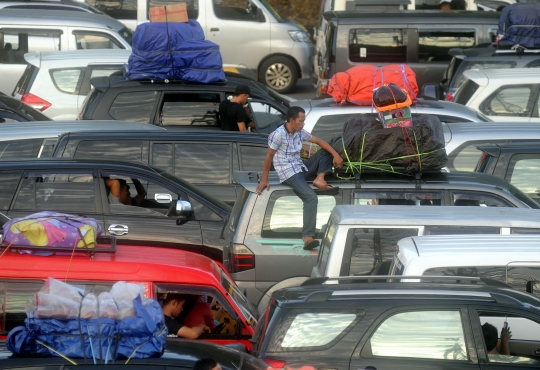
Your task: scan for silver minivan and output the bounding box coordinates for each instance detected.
[0,9,132,95]
[80,0,313,93]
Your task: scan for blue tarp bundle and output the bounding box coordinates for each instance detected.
[6,295,167,362]
[126,20,226,83]
[497,2,540,49]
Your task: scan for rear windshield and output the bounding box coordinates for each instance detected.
[451,60,517,90]
[508,184,540,209]
[79,88,101,119]
[13,64,37,96]
[453,79,480,106]
[227,189,249,236]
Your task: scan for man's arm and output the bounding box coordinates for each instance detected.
[237,121,248,132]
[132,179,147,206]
[177,324,208,339]
[105,178,120,197]
[499,326,512,355]
[256,148,276,194]
[309,136,344,169]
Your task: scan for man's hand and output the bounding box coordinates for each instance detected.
[500,326,512,355]
[256,180,270,195]
[333,155,344,169]
[202,325,211,333]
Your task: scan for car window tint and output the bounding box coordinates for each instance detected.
[451,61,517,89]
[453,79,479,106]
[239,145,268,171]
[0,111,26,123]
[75,33,122,49]
[450,142,490,172]
[0,139,45,159]
[1,281,44,333]
[74,140,143,160]
[13,172,96,213]
[2,30,60,64]
[349,28,406,63]
[418,30,475,63]
[312,113,361,142]
[151,143,173,173]
[174,143,230,184]
[505,155,540,198]
[480,85,536,117]
[424,226,500,235]
[187,195,222,222]
[0,171,22,211]
[353,191,443,206]
[347,228,418,276]
[85,0,137,19]
[38,139,58,158]
[109,91,158,122]
[370,310,467,360]
[147,0,198,19]
[160,93,220,126]
[90,68,122,79]
[263,192,337,237]
[318,221,336,275]
[212,0,261,21]
[452,191,513,207]
[50,69,83,94]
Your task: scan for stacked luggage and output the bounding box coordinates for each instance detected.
[497,2,540,49]
[126,20,225,83]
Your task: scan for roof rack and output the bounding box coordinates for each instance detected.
[301,275,510,287]
[0,236,117,257]
[333,167,443,190]
[494,47,540,55]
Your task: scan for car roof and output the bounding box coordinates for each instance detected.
[24,50,130,68]
[0,244,223,284]
[0,9,126,30]
[330,204,540,227]
[456,47,540,60]
[324,10,500,23]
[463,68,540,86]
[273,279,540,309]
[401,234,540,257]
[0,121,164,141]
[477,140,540,152]
[59,130,269,143]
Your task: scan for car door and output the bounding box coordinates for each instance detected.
[469,306,540,370]
[6,169,106,232]
[350,306,481,370]
[248,99,286,134]
[98,170,205,255]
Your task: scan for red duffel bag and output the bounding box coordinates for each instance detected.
[327,64,418,106]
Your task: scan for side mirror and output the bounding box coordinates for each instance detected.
[420,83,442,100]
[175,200,194,225]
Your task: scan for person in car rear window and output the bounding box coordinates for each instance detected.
[162,293,210,339]
[219,84,256,132]
[105,178,146,206]
[482,322,540,364]
[256,106,344,250]
[194,358,222,370]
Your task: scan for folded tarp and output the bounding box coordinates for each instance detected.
[497,2,540,49]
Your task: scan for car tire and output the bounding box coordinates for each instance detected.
[259,56,297,94]
[256,276,309,314]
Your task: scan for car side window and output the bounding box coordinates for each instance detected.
[0,139,43,159]
[74,32,123,50]
[452,191,513,207]
[0,171,23,211]
[353,191,443,206]
[13,172,96,213]
[349,28,406,64]
[318,221,336,275]
[1,29,61,64]
[505,154,540,200]
[0,281,44,334]
[109,91,158,122]
[262,190,338,238]
[50,68,84,95]
[158,93,220,126]
[479,85,537,117]
[345,228,419,276]
[449,141,506,172]
[74,140,144,161]
[477,310,540,365]
[0,110,27,123]
[239,145,268,171]
[173,143,231,184]
[418,30,475,63]
[369,310,467,360]
[212,0,261,21]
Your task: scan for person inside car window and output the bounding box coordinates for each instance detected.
[482,322,540,364]
[105,178,146,206]
[219,84,256,132]
[162,293,210,339]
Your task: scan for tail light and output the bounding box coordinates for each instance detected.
[228,243,255,273]
[262,359,286,369]
[21,93,51,112]
[445,92,454,101]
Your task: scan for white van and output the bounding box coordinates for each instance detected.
[81,0,313,93]
[390,234,540,298]
[313,205,540,279]
[0,9,132,95]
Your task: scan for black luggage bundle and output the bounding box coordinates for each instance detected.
[329,114,447,175]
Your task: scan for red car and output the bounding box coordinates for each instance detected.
[0,242,258,351]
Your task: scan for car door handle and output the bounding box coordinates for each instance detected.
[535,348,540,355]
[108,224,129,236]
[210,27,219,32]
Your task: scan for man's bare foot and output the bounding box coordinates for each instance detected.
[302,236,320,250]
[303,236,314,244]
[313,179,332,190]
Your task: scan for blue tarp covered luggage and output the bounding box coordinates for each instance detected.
[497,2,540,49]
[126,20,226,83]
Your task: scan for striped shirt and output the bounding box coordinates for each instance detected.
[268,125,312,182]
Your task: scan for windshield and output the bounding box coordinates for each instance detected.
[221,271,259,326]
[258,0,283,22]
[118,27,133,46]
[450,60,517,89]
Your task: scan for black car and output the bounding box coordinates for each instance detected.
[0,339,268,369]
[0,94,50,123]
[252,277,540,370]
[53,130,270,205]
[0,159,231,261]
[475,141,540,204]
[80,75,290,133]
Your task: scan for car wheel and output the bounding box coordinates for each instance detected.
[259,56,297,94]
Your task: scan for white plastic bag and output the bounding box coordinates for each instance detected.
[80,294,98,319]
[34,292,80,318]
[41,277,83,303]
[98,292,119,319]
[110,281,146,319]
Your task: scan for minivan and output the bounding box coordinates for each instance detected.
[80,0,313,93]
[390,234,540,298]
[317,10,499,91]
[0,9,133,95]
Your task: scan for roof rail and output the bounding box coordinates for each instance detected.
[0,236,117,256]
[301,275,499,286]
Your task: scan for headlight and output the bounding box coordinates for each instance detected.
[288,30,311,43]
